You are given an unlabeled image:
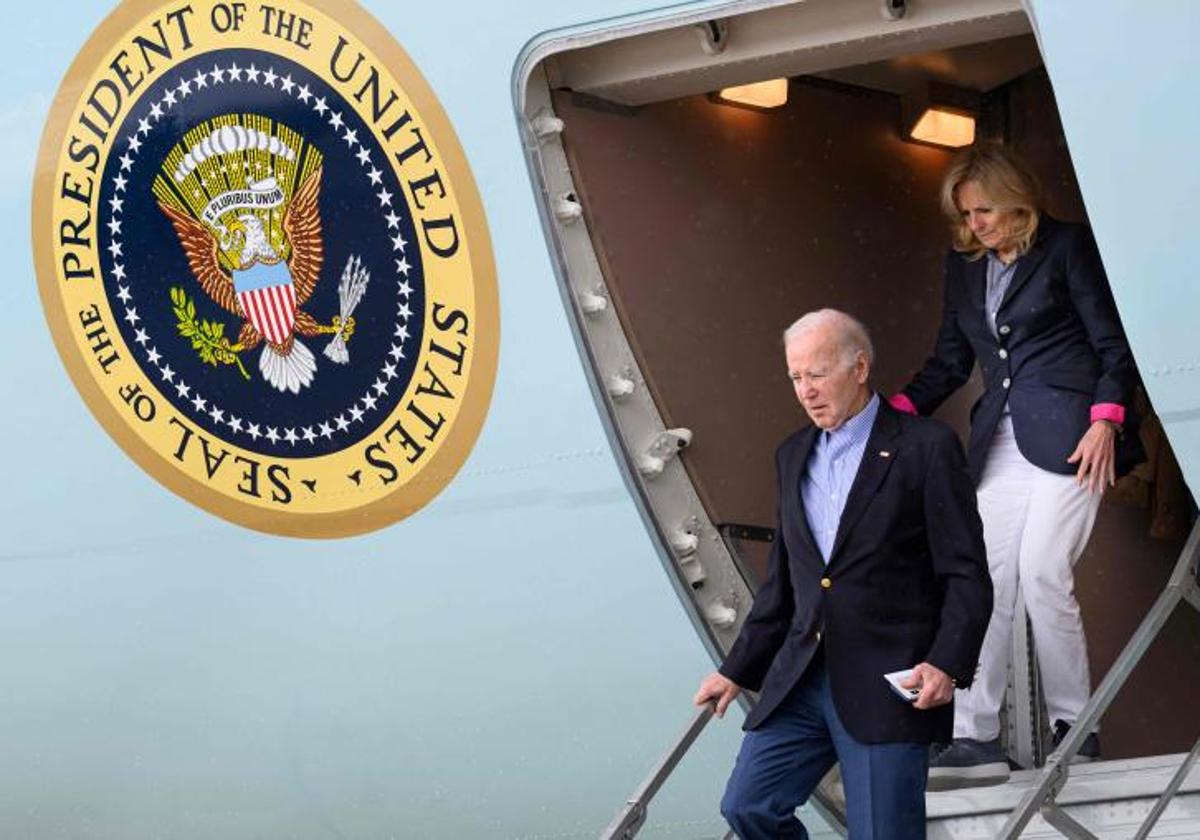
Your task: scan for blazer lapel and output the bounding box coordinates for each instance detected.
[998,219,1053,313]
[969,254,988,314]
[785,426,823,567]
[827,405,901,566]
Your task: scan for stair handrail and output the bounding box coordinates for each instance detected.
[995,520,1200,839]
[599,703,717,840]
[599,700,849,839]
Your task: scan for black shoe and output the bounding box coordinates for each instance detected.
[1051,720,1100,763]
[927,737,1011,791]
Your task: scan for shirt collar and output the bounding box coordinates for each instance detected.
[822,392,879,455]
[986,250,1017,270]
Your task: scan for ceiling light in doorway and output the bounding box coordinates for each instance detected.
[715,78,788,110]
[901,82,981,149]
[909,107,976,148]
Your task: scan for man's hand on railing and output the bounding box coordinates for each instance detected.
[694,672,742,718]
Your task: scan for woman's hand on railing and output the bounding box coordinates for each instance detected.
[694,672,741,718]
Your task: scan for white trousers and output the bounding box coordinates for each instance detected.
[953,415,1102,742]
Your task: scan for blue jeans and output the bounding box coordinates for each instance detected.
[720,659,928,839]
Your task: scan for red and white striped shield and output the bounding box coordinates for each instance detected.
[233,262,296,346]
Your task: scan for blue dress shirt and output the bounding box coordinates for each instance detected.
[801,393,880,564]
[983,251,1018,339]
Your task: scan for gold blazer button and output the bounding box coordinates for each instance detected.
[820,577,832,589]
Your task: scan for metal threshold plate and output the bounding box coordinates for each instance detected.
[927,752,1200,838]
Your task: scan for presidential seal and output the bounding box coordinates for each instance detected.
[33,0,499,537]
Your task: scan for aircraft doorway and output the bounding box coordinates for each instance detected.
[518,0,1200,833]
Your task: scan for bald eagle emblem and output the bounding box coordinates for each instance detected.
[153,117,368,393]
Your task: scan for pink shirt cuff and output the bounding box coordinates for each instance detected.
[889,393,919,416]
[1090,403,1126,426]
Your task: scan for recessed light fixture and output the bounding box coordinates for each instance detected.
[715,78,788,110]
[909,107,976,148]
[901,83,981,150]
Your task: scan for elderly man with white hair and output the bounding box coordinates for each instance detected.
[695,309,992,839]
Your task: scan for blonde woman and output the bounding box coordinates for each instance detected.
[890,143,1144,789]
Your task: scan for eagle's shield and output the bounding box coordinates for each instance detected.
[234,261,296,346]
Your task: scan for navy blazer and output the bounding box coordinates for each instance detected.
[901,216,1144,485]
[719,402,991,744]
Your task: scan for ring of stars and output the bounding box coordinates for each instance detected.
[104,57,418,450]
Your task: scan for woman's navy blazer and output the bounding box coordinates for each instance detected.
[901,216,1144,485]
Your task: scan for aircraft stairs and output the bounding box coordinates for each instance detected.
[926,752,1200,838]
[603,525,1200,839]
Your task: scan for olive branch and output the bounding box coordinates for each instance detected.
[170,286,250,380]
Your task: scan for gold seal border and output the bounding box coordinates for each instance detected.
[32,0,500,538]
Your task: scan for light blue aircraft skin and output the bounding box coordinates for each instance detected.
[1026,1,1200,495]
[2,1,1195,837]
